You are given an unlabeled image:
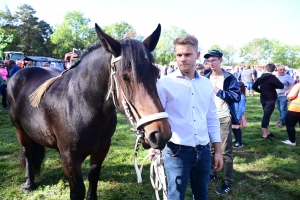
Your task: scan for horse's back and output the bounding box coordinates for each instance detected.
[8,67,61,100]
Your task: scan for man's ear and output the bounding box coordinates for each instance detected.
[197,51,201,59]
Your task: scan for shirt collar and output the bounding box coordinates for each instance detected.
[174,69,200,79]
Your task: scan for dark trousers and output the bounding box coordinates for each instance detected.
[0,84,7,108]
[260,99,276,128]
[286,111,300,143]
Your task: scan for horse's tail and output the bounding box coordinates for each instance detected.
[19,141,45,176]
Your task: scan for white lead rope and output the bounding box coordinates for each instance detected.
[134,135,168,200]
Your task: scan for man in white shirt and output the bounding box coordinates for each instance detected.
[157,35,223,200]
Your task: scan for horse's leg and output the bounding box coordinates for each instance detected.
[60,149,86,200]
[86,139,112,200]
[87,114,116,200]
[17,129,45,193]
[21,145,37,193]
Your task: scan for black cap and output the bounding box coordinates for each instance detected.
[204,50,223,59]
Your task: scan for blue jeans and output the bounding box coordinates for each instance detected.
[276,96,288,124]
[246,82,254,90]
[163,142,211,200]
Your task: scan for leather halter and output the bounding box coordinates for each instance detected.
[107,55,168,131]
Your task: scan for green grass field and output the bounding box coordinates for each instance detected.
[0,96,300,200]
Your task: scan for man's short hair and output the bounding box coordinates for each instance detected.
[196,63,204,69]
[173,34,198,52]
[265,63,276,72]
[9,60,16,65]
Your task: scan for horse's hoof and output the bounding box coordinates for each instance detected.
[23,184,37,193]
[23,188,32,194]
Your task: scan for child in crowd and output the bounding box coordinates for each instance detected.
[232,82,247,147]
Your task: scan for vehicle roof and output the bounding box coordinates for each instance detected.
[4,51,24,54]
[24,56,62,63]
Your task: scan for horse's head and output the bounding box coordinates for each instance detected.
[95,23,171,149]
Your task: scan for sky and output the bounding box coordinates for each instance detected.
[2,0,300,54]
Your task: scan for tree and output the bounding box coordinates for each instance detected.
[0,33,13,59]
[240,38,277,65]
[154,26,187,65]
[102,21,134,40]
[51,11,96,58]
[271,44,300,68]
[0,4,53,56]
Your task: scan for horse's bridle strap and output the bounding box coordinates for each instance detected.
[136,112,168,129]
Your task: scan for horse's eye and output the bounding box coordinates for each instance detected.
[123,74,130,82]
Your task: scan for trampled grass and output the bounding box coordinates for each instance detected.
[0,96,300,199]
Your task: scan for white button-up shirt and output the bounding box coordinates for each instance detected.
[157,69,221,147]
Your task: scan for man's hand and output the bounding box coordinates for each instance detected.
[214,86,220,94]
[212,142,223,172]
[213,152,223,172]
[148,148,157,161]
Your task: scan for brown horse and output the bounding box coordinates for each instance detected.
[7,23,171,200]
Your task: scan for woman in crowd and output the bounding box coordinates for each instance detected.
[0,61,8,82]
[252,64,284,140]
[282,83,300,146]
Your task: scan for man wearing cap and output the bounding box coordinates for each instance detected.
[8,60,21,78]
[204,50,240,194]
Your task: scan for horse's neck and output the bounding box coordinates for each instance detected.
[68,56,114,109]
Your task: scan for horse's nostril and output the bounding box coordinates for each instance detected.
[149,131,159,144]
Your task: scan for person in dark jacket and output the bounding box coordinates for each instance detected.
[204,50,241,195]
[252,63,284,140]
[8,60,21,78]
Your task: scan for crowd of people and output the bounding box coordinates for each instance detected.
[153,35,299,199]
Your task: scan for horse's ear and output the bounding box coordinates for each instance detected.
[143,24,161,52]
[95,23,121,57]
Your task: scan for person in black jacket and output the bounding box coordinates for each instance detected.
[252,64,284,139]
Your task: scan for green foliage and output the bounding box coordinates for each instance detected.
[1,97,300,199]
[0,33,14,60]
[102,21,134,40]
[240,38,278,65]
[0,4,53,56]
[271,44,300,68]
[154,26,187,65]
[50,11,96,58]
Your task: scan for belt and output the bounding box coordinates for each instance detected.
[167,141,209,149]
